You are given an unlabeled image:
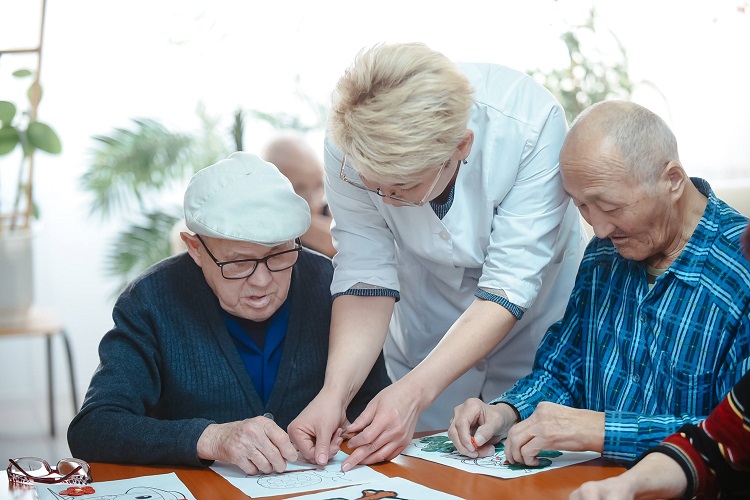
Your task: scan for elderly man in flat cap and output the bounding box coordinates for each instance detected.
[68,152,390,474]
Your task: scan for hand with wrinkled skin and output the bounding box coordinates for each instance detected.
[504,402,604,465]
[570,452,688,500]
[288,390,347,466]
[448,398,518,458]
[341,380,425,471]
[570,477,639,500]
[197,415,299,475]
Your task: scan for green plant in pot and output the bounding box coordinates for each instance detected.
[0,67,61,325]
[526,8,636,123]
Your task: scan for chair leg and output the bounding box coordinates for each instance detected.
[60,329,79,413]
[46,334,55,437]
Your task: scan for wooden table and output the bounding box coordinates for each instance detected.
[1,444,626,500]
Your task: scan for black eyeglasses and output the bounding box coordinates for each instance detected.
[7,457,92,485]
[196,235,302,280]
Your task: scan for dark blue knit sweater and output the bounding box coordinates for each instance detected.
[67,250,390,466]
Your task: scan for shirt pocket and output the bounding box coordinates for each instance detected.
[655,352,715,415]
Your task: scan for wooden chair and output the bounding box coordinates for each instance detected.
[0,307,78,436]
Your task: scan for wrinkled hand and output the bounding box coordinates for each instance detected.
[570,477,637,500]
[197,415,298,475]
[569,451,688,500]
[288,391,347,466]
[342,381,424,471]
[505,402,604,465]
[448,399,517,458]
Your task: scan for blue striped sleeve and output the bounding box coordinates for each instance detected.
[604,411,704,462]
[491,290,585,418]
[475,289,524,319]
[333,287,400,301]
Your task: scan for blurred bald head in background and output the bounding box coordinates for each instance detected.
[262,134,335,258]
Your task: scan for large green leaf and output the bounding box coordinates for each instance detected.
[104,209,181,295]
[27,121,62,154]
[0,126,20,155]
[0,101,16,126]
[12,69,33,78]
[81,117,225,218]
[27,81,43,108]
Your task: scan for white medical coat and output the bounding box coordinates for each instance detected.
[323,63,588,430]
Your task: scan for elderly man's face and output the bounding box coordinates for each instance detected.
[184,235,295,322]
[561,142,674,264]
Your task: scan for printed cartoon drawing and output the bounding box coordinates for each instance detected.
[416,436,456,453]
[460,454,554,470]
[256,469,349,489]
[460,444,562,470]
[47,485,188,500]
[417,436,564,472]
[324,488,410,499]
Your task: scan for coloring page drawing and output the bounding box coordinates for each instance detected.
[400,432,600,479]
[36,473,195,500]
[290,477,464,500]
[211,450,389,498]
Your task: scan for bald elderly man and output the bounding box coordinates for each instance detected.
[68,152,390,474]
[262,135,335,258]
[448,100,750,464]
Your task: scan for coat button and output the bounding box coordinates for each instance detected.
[475,359,488,372]
[439,231,450,240]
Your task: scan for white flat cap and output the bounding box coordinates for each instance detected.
[184,151,311,245]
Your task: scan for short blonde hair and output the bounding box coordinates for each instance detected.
[328,42,474,183]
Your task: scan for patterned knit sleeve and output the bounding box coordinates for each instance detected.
[636,369,750,499]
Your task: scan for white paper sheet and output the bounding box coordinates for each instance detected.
[290,476,465,499]
[211,450,389,498]
[36,472,196,500]
[401,432,601,479]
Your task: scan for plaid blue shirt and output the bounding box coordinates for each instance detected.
[492,178,750,462]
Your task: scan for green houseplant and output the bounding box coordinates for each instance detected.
[0,67,61,326]
[80,107,230,293]
[82,87,327,295]
[527,8,648,123]
[0,0,61,325]
[0,68,62,226]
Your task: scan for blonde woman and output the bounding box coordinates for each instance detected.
[289,42,587,471]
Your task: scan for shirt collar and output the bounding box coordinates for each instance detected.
[667,177,717,285]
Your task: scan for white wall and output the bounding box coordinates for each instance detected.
[1,0,749,420]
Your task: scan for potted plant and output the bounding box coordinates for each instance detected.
[0,66,61,325]
[81,94,326,296]
[0,0,60,325]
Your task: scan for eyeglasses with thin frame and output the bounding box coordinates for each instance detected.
[339,154,454,207]
[7,457,92,485]
[196,235,302,280]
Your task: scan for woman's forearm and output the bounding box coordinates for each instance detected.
[323,294,395,404]
[404,298,517,405]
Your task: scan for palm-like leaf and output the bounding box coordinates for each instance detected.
[528,8,636,123]
[231,108,245,151]
[193,103,232,170]
[80,118,198,218]
[105,209,182,296]
[85,94,322,289]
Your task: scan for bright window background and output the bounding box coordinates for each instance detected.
[1,0,749,415]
